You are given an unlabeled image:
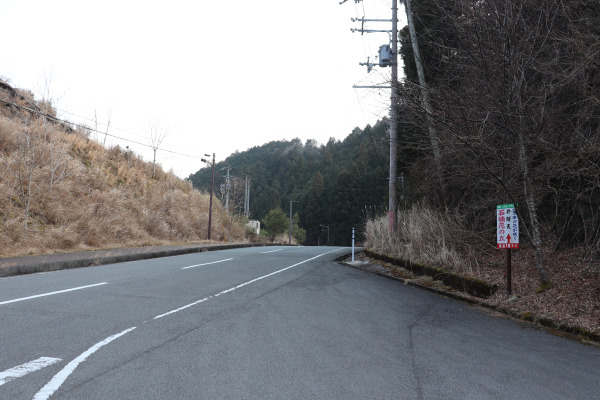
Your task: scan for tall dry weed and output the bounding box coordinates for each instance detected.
[365,203,474,273]
[0,87,247,257]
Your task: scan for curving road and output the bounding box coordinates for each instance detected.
[1,246,598,399]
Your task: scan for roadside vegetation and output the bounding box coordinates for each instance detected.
[0,80,246,257]
[364,205,599,337]
[364,0,599,337]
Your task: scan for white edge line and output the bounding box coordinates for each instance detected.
[0,282,108,306]
[0,357,62,386]
[31,249,341,397]
[260,249,283,254]
[156,249,340,319]
[181,258,234,270]
[33,327,136,400]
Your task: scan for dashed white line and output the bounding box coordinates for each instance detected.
[260,249,283,254]
[0,282,108,306]
[33,327,136,400]
[154,297,212,320]
[0,357,61,386]
[215,250,336,295]
[28,249,341,398]
[181,258,234,270]
[154,249,340,320]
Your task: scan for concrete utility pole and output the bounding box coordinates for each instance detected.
[389,0,399,233]
[243,175,250,219]
[222,166,231,212]
[289,200,298,245]
[346,0,399,233]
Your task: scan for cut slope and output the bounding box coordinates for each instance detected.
[0,81,245,257]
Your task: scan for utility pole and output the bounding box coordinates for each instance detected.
[201,153,215,240]
[243,175,250,219]
[222,166,231,212]
[389,0,399,233]
[346,0,399,233]
[289,200,298,245]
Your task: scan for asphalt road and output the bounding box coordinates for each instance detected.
[1,246,598,399]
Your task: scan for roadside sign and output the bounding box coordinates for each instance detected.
[497,204,519,249]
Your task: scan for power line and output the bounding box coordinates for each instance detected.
[0,93,202,160]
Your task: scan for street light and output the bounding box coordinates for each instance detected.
[289,200,298,245]
[201,153,215,240]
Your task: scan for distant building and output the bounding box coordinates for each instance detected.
[246,220,260,234]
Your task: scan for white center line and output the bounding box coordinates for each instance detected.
[154,297,212,320]
[260,249,283,254]
[33,327,136,400]
[181,258,234,270]
[155,249,340,320]
[0,357,62,386]
[29,249,341,398]
[0,282,108,306]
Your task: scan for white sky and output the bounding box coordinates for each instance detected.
[0,0,405,178]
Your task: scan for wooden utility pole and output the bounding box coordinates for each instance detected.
[202,153,215,240]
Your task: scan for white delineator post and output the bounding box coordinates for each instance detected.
[352,227,355,262]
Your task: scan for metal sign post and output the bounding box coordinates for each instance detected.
[497,204,519,295]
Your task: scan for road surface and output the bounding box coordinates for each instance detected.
[1,246,598,399]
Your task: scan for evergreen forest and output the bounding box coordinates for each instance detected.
[188,120,392,246]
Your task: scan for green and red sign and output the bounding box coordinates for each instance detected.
[497,204,519,249]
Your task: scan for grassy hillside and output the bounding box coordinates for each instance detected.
[0,80,246,257]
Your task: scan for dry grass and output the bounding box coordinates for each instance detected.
[364,203,473,272]
[0,83,247,257]
[364,204,600,336]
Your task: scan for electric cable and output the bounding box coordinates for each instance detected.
[0,93,202,160]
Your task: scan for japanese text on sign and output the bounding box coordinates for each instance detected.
[497,204,519,249]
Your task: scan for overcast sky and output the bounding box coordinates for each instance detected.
[0,0,406,178]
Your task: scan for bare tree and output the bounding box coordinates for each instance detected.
[2,77,72,229]
[11,122,41,229]
[93,108,112,146]
[6,119,54,229]
[147,122,168,178]
[398,0,600,285]
[403,0,443,184]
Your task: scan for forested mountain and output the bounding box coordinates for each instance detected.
[188,119,391,246]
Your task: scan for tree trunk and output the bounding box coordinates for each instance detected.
[515,77,550,284]
[404,0,443,183]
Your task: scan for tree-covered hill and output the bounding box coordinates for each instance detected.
[188,119,391,246]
